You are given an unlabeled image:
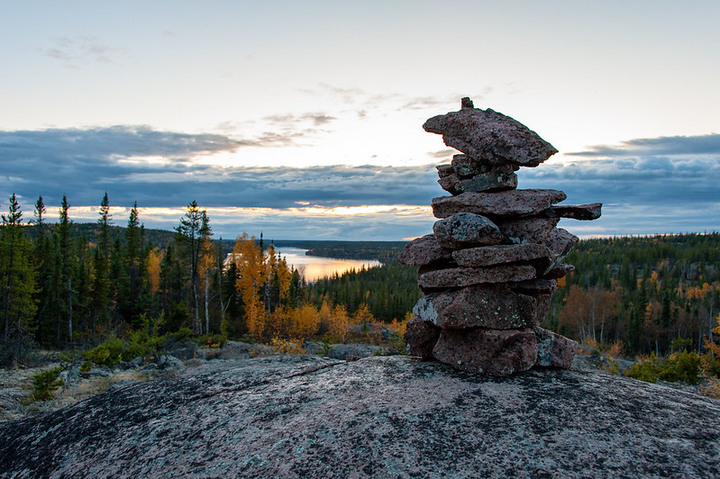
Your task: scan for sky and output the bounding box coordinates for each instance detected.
[1,0,719,241]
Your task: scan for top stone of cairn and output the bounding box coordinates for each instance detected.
[423,98,558,167]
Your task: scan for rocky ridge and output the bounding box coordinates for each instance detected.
[0,340,395,424]
[400,98,601,376]
[1,355,718,478]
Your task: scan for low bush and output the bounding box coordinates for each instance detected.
[270,338,306,355]
[32,367,64,401]
[626,350,701,385]
[598,356,620,375]
[626,354,663,383]
[168,327,193,343]
[698,378,720,400]
[83,334,163,367]
[702,340,720,377]
[660,351,701,384]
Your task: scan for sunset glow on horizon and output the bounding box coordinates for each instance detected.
[2,1,719,239]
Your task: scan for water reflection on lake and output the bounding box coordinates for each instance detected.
[275,248,381,283]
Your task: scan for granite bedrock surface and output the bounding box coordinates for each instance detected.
[1,355,719,478]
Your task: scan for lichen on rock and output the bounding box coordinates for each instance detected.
[2,355,718,478]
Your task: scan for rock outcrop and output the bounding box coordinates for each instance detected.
[1,356,718,478]
[400,98,601,376]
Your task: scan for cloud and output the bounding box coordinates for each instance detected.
[568,134,720,158]
[45,36,118,67]
[428,149,456,159]
[60,204,436,241]
[0,126,443,212]
[400,95,458,111]
[215,111,339,147]
[5,127,716,239]
[262,112,337,128]
[518,144,720,235]
[546,134,720,216]
[316,83,365,99]
[522,157,720,204]
[297,85,487,115]
[400,92,492,111]
[0,125,241,160]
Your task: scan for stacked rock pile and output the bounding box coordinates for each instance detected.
[399,98,601,376]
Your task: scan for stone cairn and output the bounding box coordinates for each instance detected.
[399,98,601,376]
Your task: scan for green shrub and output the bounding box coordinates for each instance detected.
[79,360,93,372]
[59,350,81,363]
[702,340,720,378]
[626,353,663,383]
[704,352,720,377]
[169,327,193,343]
[626,350,701,385]
[319,334,333,355]
[598,356,620,375]
[32,367,64,401]
[660,351,701,385]
[83,337,125,366]
[140,312,166,339]
[83,334,164,366]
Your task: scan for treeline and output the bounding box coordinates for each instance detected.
[0,193,403,366]
[300,232,720,357]
[5,188,717,364]
[545,233,720,356]
[0,193,220,365]
[24,223,178,250]
[306,262,420,322]
[302,242,406,261]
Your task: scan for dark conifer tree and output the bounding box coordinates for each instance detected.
[124,202,148,328]
[110,236,129,329]
[0,195,37,363]
[74,234,93,345]
[91,194,113,340]
[176,201,204,333]
[52,196,75,345]
[32,196,54,346]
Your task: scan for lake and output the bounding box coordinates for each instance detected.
[274,247,381,283]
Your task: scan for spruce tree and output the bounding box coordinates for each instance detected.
[32,196,54,346]
[176,201,204,333]
[0,194,38,364]
[123,202,147,328]
[53,196,74,345]
[91,194,113,339]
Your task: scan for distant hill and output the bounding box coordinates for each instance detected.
[23,223,408,261]
[24,223,178,249]
[271,240,406,262]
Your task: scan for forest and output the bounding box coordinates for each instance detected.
[297,234,720,358]
[544,233,720,356]
[1,190,719,367]
[0,193,411,367]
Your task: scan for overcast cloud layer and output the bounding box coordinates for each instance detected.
[1,127,718,239]
[0,126,441,209]
[521,134,720,236]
